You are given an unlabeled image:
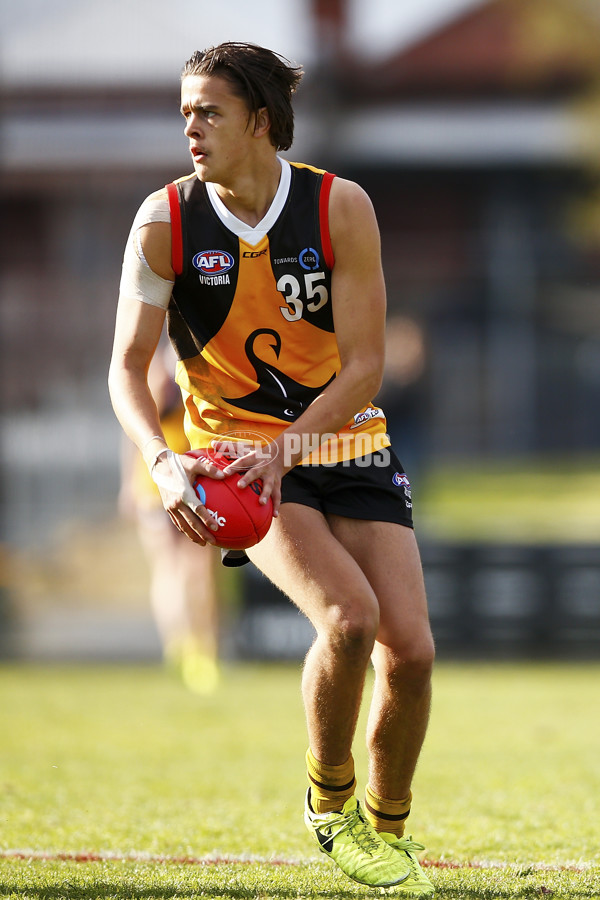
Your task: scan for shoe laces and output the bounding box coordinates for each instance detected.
[324,806,382,856]
[390,835,427,880]
[393,836,425,855]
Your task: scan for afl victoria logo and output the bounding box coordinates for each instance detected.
[192,250,235,275]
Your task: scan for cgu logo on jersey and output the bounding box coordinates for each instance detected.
[243,249,268,259]
[192,249,235,285]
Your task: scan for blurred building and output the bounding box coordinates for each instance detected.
[308,0,600,461]
[3,2,600,486]
[2,0,600,657]
[0,0,314,544]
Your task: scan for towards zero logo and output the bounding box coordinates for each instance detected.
[192,250,235,275]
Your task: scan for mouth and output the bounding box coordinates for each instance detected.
[190,146,207,162]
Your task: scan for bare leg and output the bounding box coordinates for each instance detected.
[249,506,433,890]
[327,518,435,800]
[248,504,380,765]
[175,535,219,659]
[137,509,219,662]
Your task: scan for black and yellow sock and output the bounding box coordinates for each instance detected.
[364,784,412,837]
[306,748,356,815]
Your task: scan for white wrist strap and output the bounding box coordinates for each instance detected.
[142,433,166,454]
[150,449,202,513]
[147,445,168,474]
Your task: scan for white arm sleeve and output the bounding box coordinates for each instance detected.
[119,190,174,310]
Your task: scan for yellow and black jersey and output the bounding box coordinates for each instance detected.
[165,160,389,464]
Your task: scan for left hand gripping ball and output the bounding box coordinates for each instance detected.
[186,450,273,550]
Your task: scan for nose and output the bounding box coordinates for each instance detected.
[184,114,202,139]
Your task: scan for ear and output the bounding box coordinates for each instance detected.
[253,107,271,138]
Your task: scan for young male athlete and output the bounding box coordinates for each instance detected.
[108,42,435,897]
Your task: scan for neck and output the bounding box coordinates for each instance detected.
[212,156,282,227]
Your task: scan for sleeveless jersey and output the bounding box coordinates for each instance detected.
[166,161,389,464]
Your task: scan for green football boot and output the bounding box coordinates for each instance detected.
[304,790,411,887]
[379,833,435,897]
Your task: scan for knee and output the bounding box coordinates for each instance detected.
[320,595,380,661]
[374,634,435,690]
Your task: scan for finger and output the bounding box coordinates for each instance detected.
[235,466,262,488]
[210,439,247,459]
[249,472,272,504]
[167,455,219,509]
[178,507,219,544]
[236,467,278,512]
[270,483,282,518]
[209,439,234,455]
[222,456,254,477]
[190,456,226,479]
[178,498,221,536]
[167,510,208,545]
[195,510,220,535]
[219,438,278,477]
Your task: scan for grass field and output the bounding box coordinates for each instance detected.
[0,661,598,899]
[418,457,600,544]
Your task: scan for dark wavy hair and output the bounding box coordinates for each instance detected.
[182,42,303,151]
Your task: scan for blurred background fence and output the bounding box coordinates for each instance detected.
[2,0,600,661]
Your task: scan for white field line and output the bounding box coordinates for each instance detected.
[0,849,592,872]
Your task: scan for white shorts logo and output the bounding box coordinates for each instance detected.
[351,407,385,429]
[392,472,412,508]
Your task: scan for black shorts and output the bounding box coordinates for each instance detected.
[220,448,413,567]
[280,448,414,528]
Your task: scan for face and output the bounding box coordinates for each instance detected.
[180,74,256,185]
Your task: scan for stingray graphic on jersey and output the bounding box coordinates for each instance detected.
[223,328,335,420]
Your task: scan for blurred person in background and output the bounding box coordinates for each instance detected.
[109,42,434,897]
[119,340,220,694]
[376,315,428,487]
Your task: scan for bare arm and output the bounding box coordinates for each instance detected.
[108,220,223,544]
[108,283,167,456]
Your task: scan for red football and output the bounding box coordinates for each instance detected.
[186,449,273,550]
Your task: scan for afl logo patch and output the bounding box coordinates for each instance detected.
[192,250,235,275]
[392,472,412,508]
